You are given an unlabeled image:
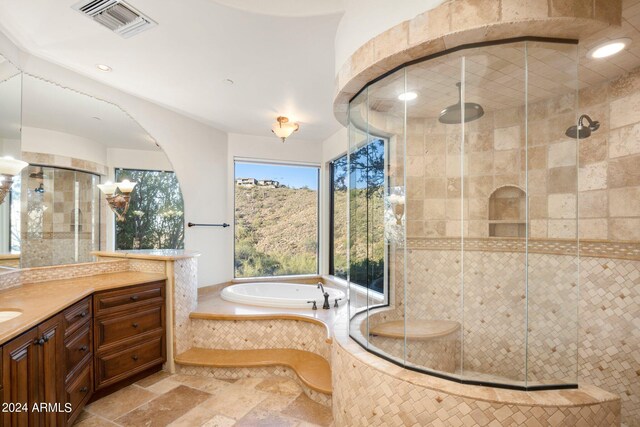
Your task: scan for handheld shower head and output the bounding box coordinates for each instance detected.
[565,114,600,139]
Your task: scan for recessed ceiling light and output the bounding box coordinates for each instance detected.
[92,116,101,121]
[96,64,112,72]
[587,38,631,59]
[223,78,234,85]
[398,91,417,101]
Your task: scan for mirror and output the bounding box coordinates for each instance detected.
[0,55,22,268]
[0,57,184,269]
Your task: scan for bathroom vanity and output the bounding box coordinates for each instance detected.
[0,272,167,426]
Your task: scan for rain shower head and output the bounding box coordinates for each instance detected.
[565,114,600,139]
[438,82,485,124]
[29,167,46,179]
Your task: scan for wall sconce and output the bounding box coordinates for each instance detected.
[97,179,137,222]
[271,116,299,142]
[0,156,28,205]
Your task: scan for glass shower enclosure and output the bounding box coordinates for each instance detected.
[12,165,101,268]
[347,39,580,390]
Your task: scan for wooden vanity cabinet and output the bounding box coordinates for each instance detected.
[0,280,166,427]
[1,313,66,427]
[93,281,165,392]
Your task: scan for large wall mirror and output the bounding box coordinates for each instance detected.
[0,54,184,270]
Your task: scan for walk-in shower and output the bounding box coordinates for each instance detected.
[347,38,580,390]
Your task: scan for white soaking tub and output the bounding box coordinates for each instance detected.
[221,282,345,309]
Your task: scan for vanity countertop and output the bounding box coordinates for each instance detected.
[93,249,201,261]
[0,270,166,345]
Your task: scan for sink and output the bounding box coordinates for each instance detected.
[0,310,22,323]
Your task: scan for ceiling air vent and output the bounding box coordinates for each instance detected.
[72,0,157,38]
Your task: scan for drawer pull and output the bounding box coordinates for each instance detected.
[80,386,88,393]
[34,338,44,346]
[79,345,88,352]
[132,355,139,361]
[132,323,139,328]
[77,311,88,318]
[130,295,139,301]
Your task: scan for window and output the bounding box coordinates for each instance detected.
[234,161,319,278]
[351,138,386,294]
[329,155,348,280]
[115,168,184,250]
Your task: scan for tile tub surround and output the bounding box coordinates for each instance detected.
[333,0,622,122]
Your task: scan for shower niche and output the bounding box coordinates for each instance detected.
[488,186,526,237]
[347,39,580,390]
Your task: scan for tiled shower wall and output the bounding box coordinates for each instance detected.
[374,247,639,424]
[404,65,640,241]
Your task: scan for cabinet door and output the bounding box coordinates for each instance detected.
[2,327,39,427]
[37,314,65,427]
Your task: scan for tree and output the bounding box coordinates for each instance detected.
[115,169,184,250]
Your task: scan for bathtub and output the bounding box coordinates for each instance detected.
[221,282,346,309]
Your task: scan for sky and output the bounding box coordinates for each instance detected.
[235,162,319,190]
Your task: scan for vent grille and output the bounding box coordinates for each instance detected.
[72,0,157,38]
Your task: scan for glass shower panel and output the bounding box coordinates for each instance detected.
[347,88,370,348]
[403,53,465,376]
[361,69,404,363]
[461,43,528,385]
[20,165,100,268]
[347,38,580,390]
[525,41,579,386]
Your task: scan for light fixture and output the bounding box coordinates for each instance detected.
[97,179,137,222]
[96,64,112,72]
[271,116,299,142]
[0,156,28,205]
[223,78,234,85]
[587,38,631,59]
[398,91,418,101]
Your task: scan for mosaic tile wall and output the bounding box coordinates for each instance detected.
[190,318,331,363]
[173,257,199,355]
[361,248,639,425]
[332,340,621,427]
[0,258,129,291]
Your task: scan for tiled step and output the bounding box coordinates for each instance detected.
[175,347,332,395]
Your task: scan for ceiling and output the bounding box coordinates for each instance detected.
[209,0,345,17]
[22,75,159,150]
[0,0,343,142]
[1,1,639,142]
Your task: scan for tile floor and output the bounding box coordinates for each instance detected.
[74,372,333,427]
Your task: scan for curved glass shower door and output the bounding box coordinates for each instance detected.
[347,39,580,390]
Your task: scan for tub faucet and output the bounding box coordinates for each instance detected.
[317,282,330,309]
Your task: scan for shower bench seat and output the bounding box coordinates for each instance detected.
[369,319,460,340]
[175,347,332,394]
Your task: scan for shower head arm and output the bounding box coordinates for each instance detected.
[578,114,600,131]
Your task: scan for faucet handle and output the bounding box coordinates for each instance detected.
[307,300,318,310]
[334,298,342,308]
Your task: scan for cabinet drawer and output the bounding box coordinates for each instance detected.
[95,335,164,390]
[94,281,164,315]
[63,297,91,338]
[66,362,92,425]
[95,305,164,351]
[64,323,92,383]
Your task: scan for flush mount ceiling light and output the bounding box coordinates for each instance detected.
[587,38,631,59]
[96,64,112,72]
[271,116,299,143]
[398,91,418,101]
[0,156,28,205]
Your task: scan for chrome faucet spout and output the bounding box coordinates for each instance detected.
[317,282,325,294]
